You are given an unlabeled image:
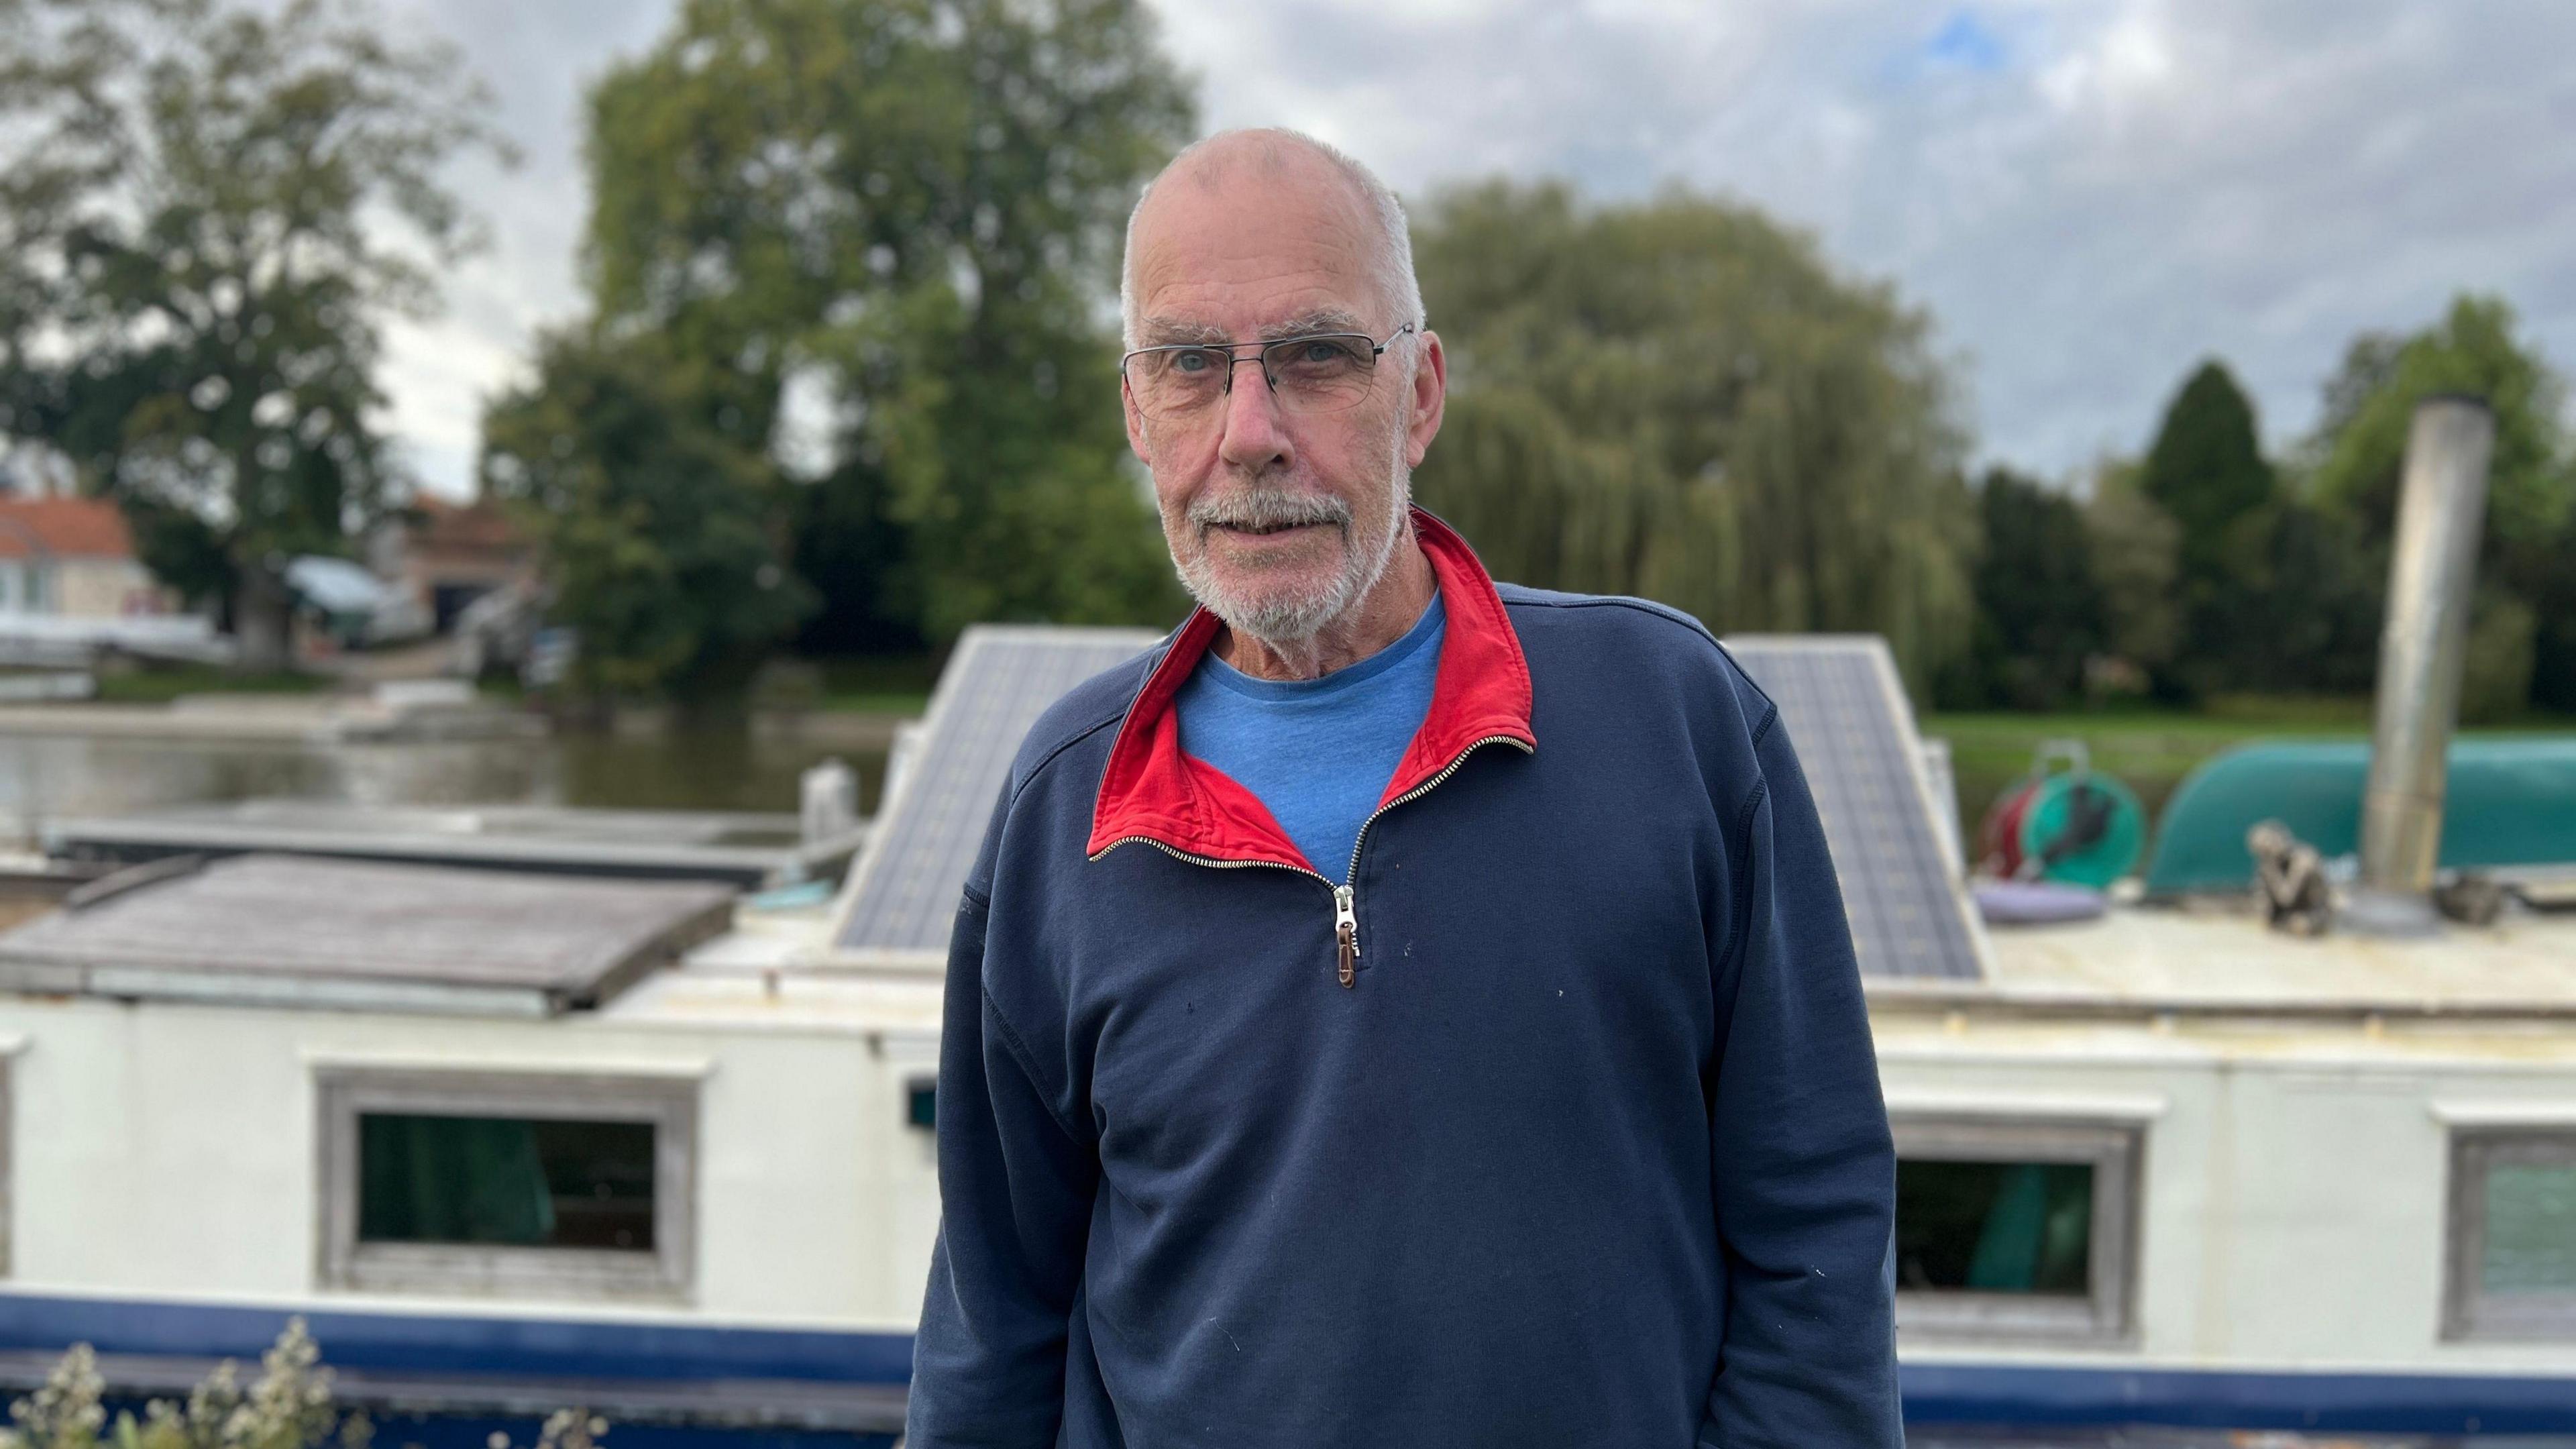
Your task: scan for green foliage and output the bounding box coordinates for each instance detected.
[2135,360,2282,697]
[482,329,816,700]
[2304,294,2576,714]
[557,0,1191,655]
[2207,498,2381,698]
[1941,469,2102,710]
[92,663,324,703]
[2461,590,2538,725]
[2307,296,2573,562]
[1411,181,1975,694]
[2140,361,2275,577]
[2530,535,2576,715]
[2080,460,2182,678]
[0,0,507,668]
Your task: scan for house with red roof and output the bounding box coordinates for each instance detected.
[0,496,182,619]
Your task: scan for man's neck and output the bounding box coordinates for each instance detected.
[1216,534,1438,683]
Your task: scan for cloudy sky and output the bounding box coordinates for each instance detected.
[377,0,2576,499]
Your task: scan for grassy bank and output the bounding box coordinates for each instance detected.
[91,664,331,704]
[1924,696,2574,840]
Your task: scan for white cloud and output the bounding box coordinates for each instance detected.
[376,0,2576,496]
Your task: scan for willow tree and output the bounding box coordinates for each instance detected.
[1411,182,1974,694]
[0,0,505,669]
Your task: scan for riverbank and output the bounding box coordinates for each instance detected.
[1925,696,2576,841]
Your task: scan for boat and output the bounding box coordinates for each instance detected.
[0,407,2567,1446]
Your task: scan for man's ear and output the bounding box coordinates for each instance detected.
[1403,329,1447,468]
[1122,376,1152,465]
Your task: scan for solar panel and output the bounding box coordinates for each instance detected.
[1721,635,1987,982]
[828,625,1162,963]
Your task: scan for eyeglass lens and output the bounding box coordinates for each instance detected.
[1126,336,1379,419]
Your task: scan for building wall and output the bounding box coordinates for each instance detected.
[56,557,176,618]
[0,557,176,619]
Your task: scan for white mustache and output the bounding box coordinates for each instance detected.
[1189,488,1351,537]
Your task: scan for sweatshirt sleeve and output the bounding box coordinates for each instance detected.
[905,884,1099,1448]
[1699,708,1904,1448]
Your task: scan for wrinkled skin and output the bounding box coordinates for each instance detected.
[1122,136,1448,680]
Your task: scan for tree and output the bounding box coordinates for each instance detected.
[2141,362,2275,576]
[2306,294,2576,715]
[2080,459,2182,682]
[1943,468,2103,710]
[568,0,1191,648]
[2214,498,2380,698]
[481,329,815,702]
[1410,181,1975,694]
[0,0,506,669]
[2308,297,2570,563]
[2136,360,2277,696]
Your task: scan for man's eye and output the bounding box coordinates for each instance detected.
[1299,341,1353,365]
[1169,350,1218,375]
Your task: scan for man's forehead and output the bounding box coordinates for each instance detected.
[1135,306,1371,347]
[1129,149,1382,340]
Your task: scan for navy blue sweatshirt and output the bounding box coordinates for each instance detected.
[908,511,1901,1448]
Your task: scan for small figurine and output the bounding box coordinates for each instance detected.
[2248,819,2334,936]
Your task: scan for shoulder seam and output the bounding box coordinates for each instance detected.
[1007,704,1128,808]
[1501,590,1784,725]
[1503,591,1721,647]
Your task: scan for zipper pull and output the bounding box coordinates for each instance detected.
[1334,885,1360,989]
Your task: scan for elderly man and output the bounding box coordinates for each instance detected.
[906,129,1901,1448]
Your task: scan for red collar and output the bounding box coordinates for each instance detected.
[1086,507,1536,870]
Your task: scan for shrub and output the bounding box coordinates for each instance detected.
[0,1322,602,1449]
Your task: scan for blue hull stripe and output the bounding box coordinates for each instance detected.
[1902,1361,2576,1436]
[11,1293,2576,1434]
[0,1292,912,1385]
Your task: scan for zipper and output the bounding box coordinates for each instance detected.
[1334,885,1359,987]
[1091,734,1533,989]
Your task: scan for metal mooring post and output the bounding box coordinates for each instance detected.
[2347,394,2494,936]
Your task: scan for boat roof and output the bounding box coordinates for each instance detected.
[0,853,735,1016]
[46,800,863,890]
[1881,900,2576,1020]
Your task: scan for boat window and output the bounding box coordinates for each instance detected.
[317,1068,696,1300]
[2447,1128,2576,1340]
[358,1114,657,1250]
[1890,1116,2140,1344]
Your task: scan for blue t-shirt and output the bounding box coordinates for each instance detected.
[1174,596,1446,883]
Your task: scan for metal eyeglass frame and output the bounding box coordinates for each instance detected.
[1119,322,1417,411]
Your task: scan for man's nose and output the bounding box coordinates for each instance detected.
[1216,357,1293,472]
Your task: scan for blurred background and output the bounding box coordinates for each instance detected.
[0,2,2570,1447]
[2,0,2569,826]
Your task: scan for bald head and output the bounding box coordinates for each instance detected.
[1120,129,1424,353]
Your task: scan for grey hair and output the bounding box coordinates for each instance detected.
[1119,128,1425,356]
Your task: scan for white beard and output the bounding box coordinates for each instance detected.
[1173,465,1411,648]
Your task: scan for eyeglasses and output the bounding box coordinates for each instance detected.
[1120,323,1415,423]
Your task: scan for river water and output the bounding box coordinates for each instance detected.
[0,726,894,842]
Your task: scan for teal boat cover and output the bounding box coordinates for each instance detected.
[2145,737,2576,895]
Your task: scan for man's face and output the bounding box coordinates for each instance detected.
[1122,156,1445,642]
